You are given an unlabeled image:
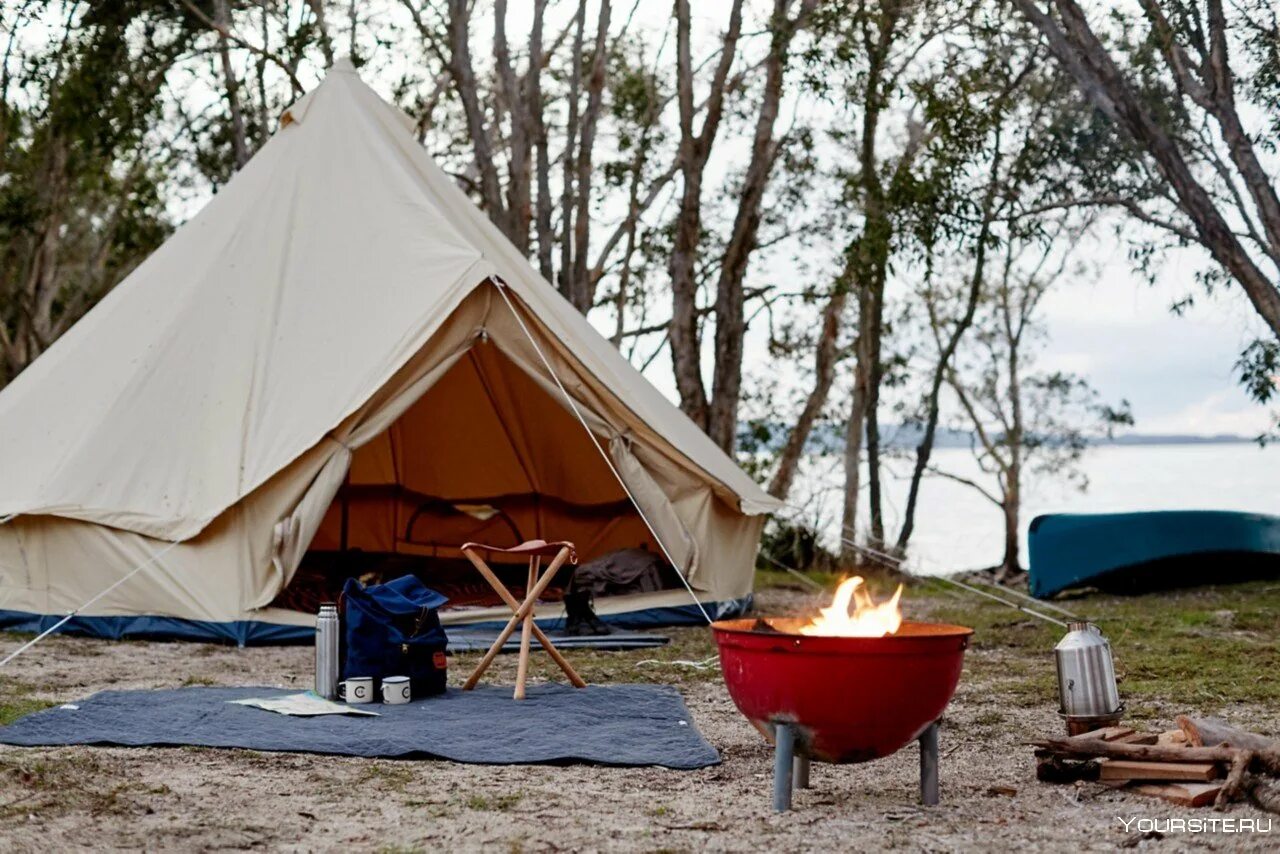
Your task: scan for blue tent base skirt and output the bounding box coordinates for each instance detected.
[0,595,751,647]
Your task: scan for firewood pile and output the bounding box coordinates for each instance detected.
[1032,716,1280,813]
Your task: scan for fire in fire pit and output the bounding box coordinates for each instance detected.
[713,580,972,811]
[800,576,903,637]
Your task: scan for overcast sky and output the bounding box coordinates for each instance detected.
[1037,238,1272,436]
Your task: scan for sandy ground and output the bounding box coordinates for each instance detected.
[0,589,1276,852]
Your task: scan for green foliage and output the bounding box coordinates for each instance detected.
[758,517,841,573]
[0,1,194,385]
[1235,338,1280,405]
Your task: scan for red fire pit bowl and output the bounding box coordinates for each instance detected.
[712,618,973,763]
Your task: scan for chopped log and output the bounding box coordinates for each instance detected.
[1116,732,1159,745]
[1246,776,1280,815]
[1177,716,1278,752]
[1099,759,1220,783]
[1215,750,1254,811]
[1071,726,1134,742]
[1030,737,1280,777]
[1130,782,1223,808]
[1156,730,1188,747]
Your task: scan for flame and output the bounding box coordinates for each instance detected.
[800,576,903,637]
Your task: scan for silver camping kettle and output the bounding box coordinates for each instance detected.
[1055,621,1122,720]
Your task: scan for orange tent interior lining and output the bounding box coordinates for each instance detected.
[306,341,657,569]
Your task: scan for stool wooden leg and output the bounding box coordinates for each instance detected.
[513,555,540,700]
[462,547,578,693]
[529,623,587,688]
[462,605,524,690]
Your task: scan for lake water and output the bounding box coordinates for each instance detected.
[784,443,1280,574]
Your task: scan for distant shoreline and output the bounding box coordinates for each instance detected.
[1094,433,1257,446]
[779,424,1263,453]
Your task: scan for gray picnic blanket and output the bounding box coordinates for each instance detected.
[0,684,717,770]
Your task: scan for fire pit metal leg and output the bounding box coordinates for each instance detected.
[773,723,796,811]
[919,720,940,806]
[793,751,810,789]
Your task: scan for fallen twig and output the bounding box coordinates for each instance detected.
[1215,751,1254,810]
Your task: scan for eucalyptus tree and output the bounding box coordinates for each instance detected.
[1011,0,1280,406]
[0,1,197,386]
[890,7,1107,556]
[800,0,979,556]
[939,219,1133,578]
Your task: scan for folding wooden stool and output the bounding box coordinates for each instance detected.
[460,539,587,700]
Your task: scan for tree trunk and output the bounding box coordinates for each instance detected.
[305,0,335,66]
[667,0,744,429]
[569,0,611,313]
[529,0,554,282]
[214,0,250,170]
[558,0,586,302]
[446,0,508,233]
[850,236,889,551]
[1000,493,1020,579]
[841,344,867,563]
[846,3,903,551]
[896,140,1003,552]
[494,0,532,255]
[770,287,848,500]
[706,0,809,453]
[1002,300,1025,579]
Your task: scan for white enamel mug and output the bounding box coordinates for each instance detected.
[338,676,374,704]
[381,675,411,705]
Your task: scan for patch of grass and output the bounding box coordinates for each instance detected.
[180,675,217,687]
[357,763,414,790]
[920,578,1280,712]
[465,791,522,812]
[0,676,55,725]
[972,710,1006,728]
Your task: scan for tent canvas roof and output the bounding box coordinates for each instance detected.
[0,59,780,541]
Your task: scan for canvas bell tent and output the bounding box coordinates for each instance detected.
[0,60,780,644]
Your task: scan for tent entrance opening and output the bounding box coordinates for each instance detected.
[272,341,681,615]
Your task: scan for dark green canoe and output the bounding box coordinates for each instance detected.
[1028,510,1280,598]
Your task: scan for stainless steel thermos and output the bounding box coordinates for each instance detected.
[315,603,340,700]
[1055,620,1121,717]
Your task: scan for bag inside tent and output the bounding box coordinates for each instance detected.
[270,339,685,621]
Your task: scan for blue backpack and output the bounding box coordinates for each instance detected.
[340,575,449,699]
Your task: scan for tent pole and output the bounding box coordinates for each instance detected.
[490,278,713,625]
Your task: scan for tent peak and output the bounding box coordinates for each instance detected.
[328,56,359,76]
